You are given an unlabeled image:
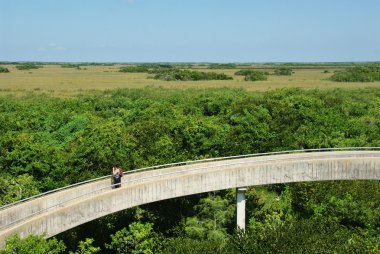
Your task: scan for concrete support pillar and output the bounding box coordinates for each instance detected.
[236,187,247,230]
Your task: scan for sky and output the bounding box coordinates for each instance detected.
[1,0,379,63]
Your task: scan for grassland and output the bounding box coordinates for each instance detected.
[1,64,380,96]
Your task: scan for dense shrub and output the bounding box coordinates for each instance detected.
[15,63,43,70]
[119,66,150,73]
[142,64,173,69]
[329,66,380,82]
[119,64,174,73]
[0,67,9,73]
[61,64,81,69]
[1,87,380,252]
[245,72,267,81]
[235,70,267,81]
[208,64,236,69]
[234,70,254,76]
[274,67,293,75]
[152,69,233,81]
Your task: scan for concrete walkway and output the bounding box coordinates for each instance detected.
[1,150,380,247]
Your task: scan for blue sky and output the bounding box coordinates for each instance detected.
[1,0,379,62]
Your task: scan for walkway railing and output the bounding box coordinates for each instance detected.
[0,147,380,232]
[1,147,380,211]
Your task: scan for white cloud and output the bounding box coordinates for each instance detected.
[37,47,46,52]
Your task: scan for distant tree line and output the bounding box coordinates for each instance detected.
[152,69,233,81]
[119,66,150,73]
[15,63,43,71]
[208,64,236,69]
[61,64,81,69]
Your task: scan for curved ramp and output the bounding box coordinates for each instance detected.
[1,150,380,246]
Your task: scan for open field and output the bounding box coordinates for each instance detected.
[1,64,380,96]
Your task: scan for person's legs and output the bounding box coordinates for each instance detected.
[115,177,121,188]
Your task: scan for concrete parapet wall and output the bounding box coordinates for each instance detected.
[1,151,380,247]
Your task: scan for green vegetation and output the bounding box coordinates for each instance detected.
[142,63,173,69]
[0,234,66,254]
[119,64,174,73]
[274,67,293,75]
[15,63,43,70]
[0,67,9,73]
[234,70,267,81]
[152,69,233,81]
[208,63,236,69]
[1,87,380,252]
[330,66,380,82]
[105,222,161,253]
[61,64,81,69]
[119,66,150,73]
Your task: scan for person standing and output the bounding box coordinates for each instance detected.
[112,164,123,188]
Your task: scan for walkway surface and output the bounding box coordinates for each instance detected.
[1,149,380,247]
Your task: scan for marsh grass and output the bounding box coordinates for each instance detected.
[1,64,380,97]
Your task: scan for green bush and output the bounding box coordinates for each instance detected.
[0,67,10,73]
[274,67,293,76]
[1,234,66,254]
[234,69,254,76]
[119,64,174,73]
[15,63,43,70]
[152,69,233,81]
[208,64,236,69]
[119,66,150,73]
[235,70,267,81]
[329,66,380,82]
[61,64,81,69]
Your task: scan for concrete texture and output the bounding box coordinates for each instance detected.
[236,187,247,230]
[1,151,380,247]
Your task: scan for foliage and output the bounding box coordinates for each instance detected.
[0,234,66,254]
[288,181,380,228]
[0,67,9,73]
[139,64,173,69]
[69,238,101,254]
[274,67,293,75]
[208,63,236,69]
[184,194,235,242]
[152,69,233,81]
[228,219,380,253]
[105,222,161,254]
[329,66,380,82]
[119,64,174,73]
[1,87,380,191]
[61,64,81,69]
[0,174,40,206]
[119,66,150,73]
[234,69,267,81]
[244,71,267,81]
[1,87,380,252]
[15,63,43,70]
[161,237,226,254]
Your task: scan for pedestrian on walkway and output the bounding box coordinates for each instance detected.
[112,164,123,188]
